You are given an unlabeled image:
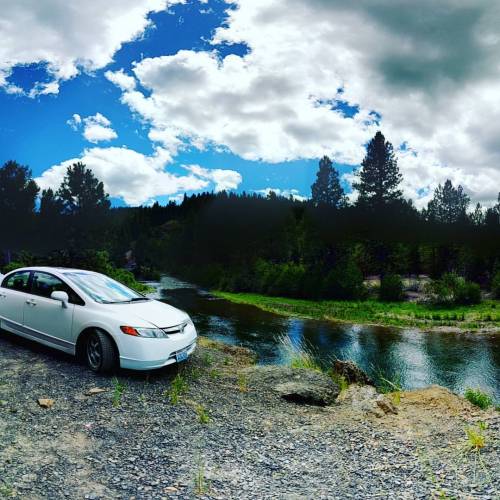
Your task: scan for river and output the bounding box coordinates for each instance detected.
[152,276,499,401]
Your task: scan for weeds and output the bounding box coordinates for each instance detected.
[0,482,14,498]
[330,372,349,393]
[465,421,488,452]
[111,377,126,407]
[193,456,209,495]
[209,369,220,380]
[202,353,214,366]
[237,373,248,393]
[167,373,189,404]
[464,388,493,410]
[195,404,211,424]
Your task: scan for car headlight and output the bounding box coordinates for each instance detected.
[120,326,169,338]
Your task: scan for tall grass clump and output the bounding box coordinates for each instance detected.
[279,335,322,371]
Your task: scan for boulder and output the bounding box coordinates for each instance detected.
[332,359,374,386]
[337,384,398,417]
[242,365,339,406]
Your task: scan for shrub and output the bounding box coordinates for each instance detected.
[323,259,366,300]
[379,274,404,302]
[464,388,493,410]
[491,271,500,299]
[425,273,481,305]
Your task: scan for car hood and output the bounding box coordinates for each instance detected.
[113,299,189,328]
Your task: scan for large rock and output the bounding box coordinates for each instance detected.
[332,359,374,386]
[242,365,339,406]
[337,384,398,417]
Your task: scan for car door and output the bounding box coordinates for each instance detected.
[22,271,77,351]
[0,270,32,329]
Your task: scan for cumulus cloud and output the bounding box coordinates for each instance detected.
[35,146,241,205]
[106,0,500,206]
[0,0,185,96]
[67,113,118,143]
[183,164,242,192]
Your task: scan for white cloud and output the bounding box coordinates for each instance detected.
[0,0,185,96]
[183,164,242,192]
[254,188,307,202]
[106,0,500,206]
[35,146,242,205]
[67,112,118,144]
[105,69,137,91]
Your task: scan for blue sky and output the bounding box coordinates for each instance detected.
[1,0,499,207]
[0,1,333,206]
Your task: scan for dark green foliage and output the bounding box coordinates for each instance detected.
[353,131,402,206]
[426,179,470,224]
[323,259,366,300]
[425,273,481,305]
[57,162,110,215]
[379,274,404,302]
[311,156,346,208]
[491,271,500,299]
[0,160,39,215]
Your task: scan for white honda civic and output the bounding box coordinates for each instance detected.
[0,267,197,372]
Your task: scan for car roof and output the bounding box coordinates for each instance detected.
[6,266,95,274]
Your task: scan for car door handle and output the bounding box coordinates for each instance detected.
[0,293,6,298]
[25,299,37,306]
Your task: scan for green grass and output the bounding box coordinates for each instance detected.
[111,377,126,407]
[195,404,211,424]
[214,292,500,331]
[464,388,494,410]
[166,373,189,405]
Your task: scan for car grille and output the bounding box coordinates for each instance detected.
[162,320,189,335]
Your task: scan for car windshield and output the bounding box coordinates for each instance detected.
[64,272,147,304]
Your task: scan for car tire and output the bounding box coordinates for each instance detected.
[86,330,117,373]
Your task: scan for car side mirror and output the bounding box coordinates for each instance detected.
[51,291,69,308]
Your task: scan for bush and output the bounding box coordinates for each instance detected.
[491,271,500,299]
[379,274,404,302]
[455,280,481,305]
[425,273,481,305]
[464,388,493,410]
[324,259,366,300]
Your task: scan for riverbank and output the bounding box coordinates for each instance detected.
[0,333,498,498]
[213,291,500,333]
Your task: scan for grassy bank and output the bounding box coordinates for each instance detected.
[213,291,500,331]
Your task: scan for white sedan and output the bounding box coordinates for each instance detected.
[0,267,197,372]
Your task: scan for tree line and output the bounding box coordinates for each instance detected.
[0,131,499,301]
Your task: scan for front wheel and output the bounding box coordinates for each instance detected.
[86,330,117,373]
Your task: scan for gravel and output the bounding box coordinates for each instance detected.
[0,330,498,499]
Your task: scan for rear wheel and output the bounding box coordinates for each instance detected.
[86,330,117,373]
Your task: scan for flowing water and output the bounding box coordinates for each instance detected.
[153,276,500,401]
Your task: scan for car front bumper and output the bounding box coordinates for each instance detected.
[118,325,197,370]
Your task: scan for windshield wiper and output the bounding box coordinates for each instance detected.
[128,297,150,302]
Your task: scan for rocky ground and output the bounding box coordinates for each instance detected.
[0,331,498,499]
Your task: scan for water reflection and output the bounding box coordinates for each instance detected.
[156,277,499,401]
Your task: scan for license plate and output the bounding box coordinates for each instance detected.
[176,350,188,363]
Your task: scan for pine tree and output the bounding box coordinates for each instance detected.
[426,179,470,223]
[311,155,347,208]
[57,162,110,215]
[470,203,484,226]
[353,131,402,206]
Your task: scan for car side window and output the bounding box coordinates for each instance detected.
[2,271,31,293]
[31,272,85,306]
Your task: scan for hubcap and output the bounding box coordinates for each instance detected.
[87,335,102,369]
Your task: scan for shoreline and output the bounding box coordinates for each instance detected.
[212,291,500,334]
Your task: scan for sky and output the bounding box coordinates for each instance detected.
[0,0,499,208]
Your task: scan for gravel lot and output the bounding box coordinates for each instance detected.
[0,330,498,499]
